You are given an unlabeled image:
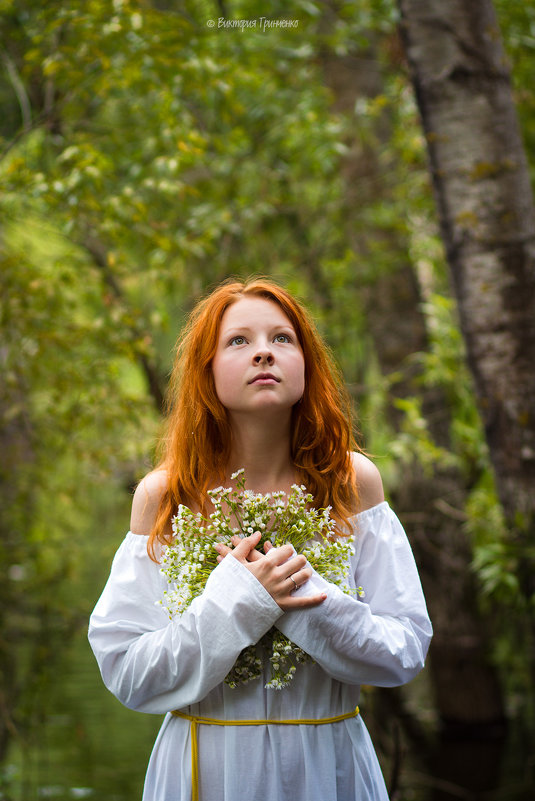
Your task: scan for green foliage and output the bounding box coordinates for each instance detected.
[495,0,535,180]
[467,478,516,602]
[417,294,490,474]
[389,395,457,472]
[0,222,157,751]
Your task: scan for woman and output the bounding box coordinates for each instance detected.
[89,277,432,801]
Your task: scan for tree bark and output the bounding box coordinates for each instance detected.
[397,0,535,530]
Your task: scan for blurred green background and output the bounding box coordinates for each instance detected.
[1,1,534,799]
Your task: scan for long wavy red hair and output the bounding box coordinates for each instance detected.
[148,277,360,557]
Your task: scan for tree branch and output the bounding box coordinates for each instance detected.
[1,48,32,132]
[82,238,167,415]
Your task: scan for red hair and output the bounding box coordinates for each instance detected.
[148,277,360,557]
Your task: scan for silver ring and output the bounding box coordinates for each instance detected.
[289,575,299,591]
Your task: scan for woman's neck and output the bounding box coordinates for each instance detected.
[224,414,297,494]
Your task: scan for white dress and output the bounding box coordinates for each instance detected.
[88,501,432,801]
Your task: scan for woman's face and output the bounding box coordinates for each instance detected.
[212,296,305,418]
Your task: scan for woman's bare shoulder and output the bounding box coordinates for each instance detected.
[351,452,385,513]
[130,468,169,535]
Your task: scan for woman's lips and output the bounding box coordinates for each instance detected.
[249,373,280,383]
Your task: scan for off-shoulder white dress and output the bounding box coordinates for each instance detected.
[88,501,432,801]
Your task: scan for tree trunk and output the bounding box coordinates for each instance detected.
[316,32,506,734]
[397,0,535,532]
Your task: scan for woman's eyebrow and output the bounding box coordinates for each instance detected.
[221,326,253,336]
[222,324,296,335]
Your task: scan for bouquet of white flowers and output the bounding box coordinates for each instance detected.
[159,469,362,689]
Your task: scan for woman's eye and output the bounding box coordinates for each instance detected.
[274,334,291,343]
[229,336,246,346]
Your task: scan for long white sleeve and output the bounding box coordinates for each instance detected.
[88,534,283,713]
[276,502,432,687]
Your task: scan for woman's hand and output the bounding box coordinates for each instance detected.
[214,531,326,612]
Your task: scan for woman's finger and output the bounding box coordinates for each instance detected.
[278,592,327,611]
[215,532,266,563]
[214,542,232,563]
[264,543,297,564]
[227,531,261,562]
[285,566,312,592]
[245,548,264,562]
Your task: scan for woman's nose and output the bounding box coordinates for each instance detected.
[253,349,274,365]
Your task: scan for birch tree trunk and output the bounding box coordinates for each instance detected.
[397,0,535,537]
[316,35,506,737]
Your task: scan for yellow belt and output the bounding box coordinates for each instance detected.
[172,706,360,801]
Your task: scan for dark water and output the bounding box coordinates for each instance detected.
[5,632,161,800]
[4,630,534,801]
